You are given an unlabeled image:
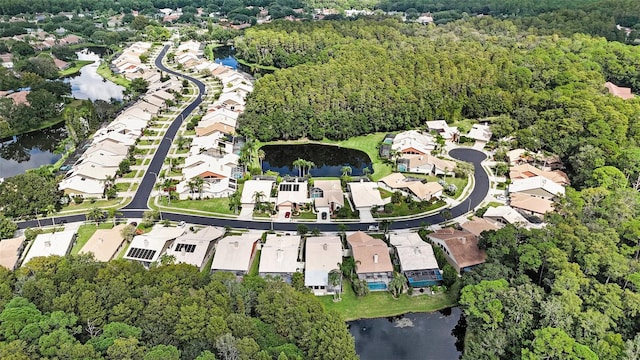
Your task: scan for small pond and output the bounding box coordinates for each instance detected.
[261,144,372,177]
[64,49,125,101]
[0,122,67,179]
[349,308,465,360]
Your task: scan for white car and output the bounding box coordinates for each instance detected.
[368,225,379,231]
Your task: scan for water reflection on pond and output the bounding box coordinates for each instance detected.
[349,308,465,360]
[261,144,373,177]
[0,122,67,178]
[64,49,125,101]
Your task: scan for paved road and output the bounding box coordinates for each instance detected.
[18,148,488,231]
[124,45,207,210]
[16,46,490,231]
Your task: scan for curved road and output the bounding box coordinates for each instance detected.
[17,47,490,232]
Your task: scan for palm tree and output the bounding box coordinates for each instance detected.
[362,167,371,177]
[328,269,342,301]
[161,177,174,204]
[187,180,197,198]
[341,166,352,178]
[107,208,123,226]
[305,160,316,177]
[339,258,357,279]
[257,149,266,171]
[228,191,241,214]
[292,158,306,177]
[252,191,265,210]
[389,272,406,298]
[44,204,56,226]
[194,176,205,200]
[86,207,106,224]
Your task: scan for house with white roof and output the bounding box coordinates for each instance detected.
[509,176,565,200]
[120,106,153,122]
[0,236,26,270]
[124,226,186,268]
[215,92,245,112]
[59,176,105,198]
[391,232,441,287]
[164,226,225,270]
[200,107,239,127]
[426,120,459,141]
[348,181,385,217]
[176,153,240,199]
[211,233,260,276]
[311,180,344,222]
[82,141,129,159]
[391,130,435,156]
[259,234,302,283]
[466,124,492,148]
[22,231,76,266]
[222,81,253,99]
[305,236,343,295]
[189,133,234,157]
[347,232,393,291]
[483,206,531,227]
[379,173,443,201]
[67,161,119,182]
[93,131,137,147]
[397,154,456,175]
[276,179,309,215]
[176,40,203,56]
[241,179,275,205]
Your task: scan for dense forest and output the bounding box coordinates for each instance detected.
[459,185,640,359]
[237,18,640,188]
[0,256,357,360]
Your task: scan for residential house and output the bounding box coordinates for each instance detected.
[379,173,443,201]
[200,107,239,128]
[391,130,435,156]
[348,181,385,218]
[0,236,26,270]
[92,131,137,147]
[466,123,492,148]
[176,40,203,57]
[123,226,186,268]
[509,176,565,199]
[347,231,393,291]
[164,226,225,270]
[276,179,309,216]
[426,228,486,273]
[82,141,129,159]
[190,133,233,157]
[460,217,501,237]
[6,91,30,105]
[195,121,236,137]
[0,53,13,68]
[52,57,69,70]
[223,81,253,99]
[22,231,76,266]
[211,233,260,277]
[305,236,343,296]
[426,120,459,141]
[59,176,106,198]
[397,154,456,176]
[176,153,240,199]
[483,205,530,227]
[605,82,634,100]
[258,234,302,283]
[509,164,570,186]
[311,180,344,221]
[390,233,441,287]
[509,192,555,216]
[79,224,127,262]
[241,179,275,206]
[215,91,245,112]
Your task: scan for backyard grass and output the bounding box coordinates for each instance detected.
[122,170,138,179]
[318,282,457,321]
[379,188,393,199]
[59,60,94,76]
[159,197,233,215]
[96,62,131,88]
[71,223,114,254]
[248,250,261,276]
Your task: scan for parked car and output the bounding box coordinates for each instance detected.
[368,225,379,231]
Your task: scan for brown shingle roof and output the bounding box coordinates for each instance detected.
[428,229,486,269]
[605,82,634,100]
[347,231,393,274]
[460,217,500,236]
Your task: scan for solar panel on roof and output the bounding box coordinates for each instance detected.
[175,243,196,253]
[126,247,157,260]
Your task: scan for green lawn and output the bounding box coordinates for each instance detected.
[379,188,393,199]
[318,281,457,321]
[96,62,131,88]
[405,173,468,199]
[59,60,94,77]
[295,211,317,220]
[375,199,447,218]
[71,223,114,254]
[62,198,122,212]
[159,197,233,214]
[122,170,138,179]
[248,250,261,276]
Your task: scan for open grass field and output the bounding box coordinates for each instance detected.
[318,281,457,321]
[159,197,233,215]
[59,60,94,76]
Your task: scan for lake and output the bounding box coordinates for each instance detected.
[64,49,125,101]
[0,122,67,179]
[349,308,465,360]
[261,144,373,177]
